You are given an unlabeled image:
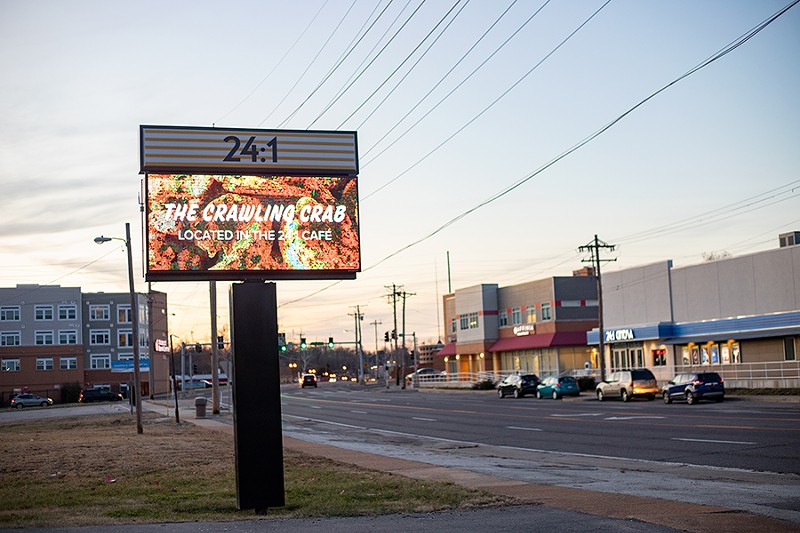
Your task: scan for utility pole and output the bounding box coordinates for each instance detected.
[210,281,220,415]
[349,305,365,383]
[397,289,415,390]
[370,319,382,381]
[579,235,616,382]
[385,285,400,385]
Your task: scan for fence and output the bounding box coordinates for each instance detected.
[674,360,800,389]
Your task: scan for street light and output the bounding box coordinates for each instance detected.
[95,223,143,435]
[169,333,181,424]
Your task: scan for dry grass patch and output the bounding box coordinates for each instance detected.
[0,413,511,527]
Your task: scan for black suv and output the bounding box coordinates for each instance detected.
[497,374,539,399]
[79,388,124,403]
[662,372,724,404]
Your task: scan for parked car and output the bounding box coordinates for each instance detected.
[10,393,53,409]
[78,388,124,403]
[662,372,724,404]
[596,369,658,402]
[497,374,539,399]
[301,374,318,388]
[536,376,580,399]
[406,368,445,382]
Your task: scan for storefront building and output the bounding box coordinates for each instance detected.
[440,269,598,379]
[588,237,800,388]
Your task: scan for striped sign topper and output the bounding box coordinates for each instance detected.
[140,125,358,175]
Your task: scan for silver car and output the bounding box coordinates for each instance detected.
[10,393,53,409]
[596,369,658,402]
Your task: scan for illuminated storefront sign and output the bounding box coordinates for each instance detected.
[513,324,536,336]
[605,328,635,342]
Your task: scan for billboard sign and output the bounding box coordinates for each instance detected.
[145,174,360,281]
[140,125,358,176]
[140,125,360,282]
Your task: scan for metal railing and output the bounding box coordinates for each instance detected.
[674,360,800,387]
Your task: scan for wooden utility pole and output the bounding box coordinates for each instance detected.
[579,235,616,382]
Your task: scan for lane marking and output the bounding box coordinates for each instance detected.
[412,417,437,422]
[351,410,368,414]
[507,426,542,431]
[672,438,757,445]
[605,416,666,420]
[550,413,603,417]
[310,406,322,409]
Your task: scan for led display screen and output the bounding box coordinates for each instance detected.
[145,174,360,281]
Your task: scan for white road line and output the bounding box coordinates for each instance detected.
[351,410,368,414]
[412,417,437,422]
[604,416,665,420]
[550,413,603,417]
[507,426,542,431]
[672,438,757,445]
[310,406,322,409]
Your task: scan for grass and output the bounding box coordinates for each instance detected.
[0,412,512,528]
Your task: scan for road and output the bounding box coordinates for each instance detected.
[278,382,800,524]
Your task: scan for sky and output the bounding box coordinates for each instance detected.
[1,0,798,351]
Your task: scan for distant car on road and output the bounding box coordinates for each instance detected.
[406,368,445,383]
[536,376,580,399]
[78,388,124,403]
[301,374,318,388]
[497,374,539,399]
[10,393,53,409]
[596,369,658,402]
[662,372,724,404]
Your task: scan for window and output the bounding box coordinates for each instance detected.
[511,307,521,325]
[526,307,536,323]
[450,318,457,333]
[90,354,111,370]
[731,342,742,364]
[0,306,20,321]
[117,305,131,324]
[460,315,469,330]
[35,330,54,345]
[36,357,54,371]
[498,310,508,327]
[59,305,77,320]
[89,304,110,321]
[653,348,667,366]
[1,331,21,346]
[1,358,21,372]
[468,312,479,329]
[118,329,133,348]
[59,330,78,345]
[60,356,78,370]
[785,337,797,362]
[541,303,552,321]
[90,329,110,345]
[35,305,54,321]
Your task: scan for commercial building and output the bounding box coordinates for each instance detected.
[440,269,598,378]
[0,284,169,404]
[588,235,800,388]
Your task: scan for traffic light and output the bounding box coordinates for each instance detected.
[217,335,224,349]
[410,350,415,364]
[328,337,334,348]
[280,344,287,352]
[384,331,389,342]
[195,343,202,353]
[192,364,198,374]
[300,337,307,349]
[391,329,397,340]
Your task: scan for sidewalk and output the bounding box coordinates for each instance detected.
[143,398,798,533]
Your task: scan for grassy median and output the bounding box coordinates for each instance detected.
[0,412,511,528]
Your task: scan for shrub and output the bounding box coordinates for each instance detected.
[472,379,497,390]
[577,377,596,391]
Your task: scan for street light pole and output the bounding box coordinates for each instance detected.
[169,334,181,424]
[95,222,143,434]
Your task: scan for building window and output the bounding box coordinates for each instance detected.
[468,312,479,329]
[0,306,20,321]
[59,305,77,320]
[499,310,508,327]
[90,329,110,345]
[1,331,21,346]
[90,354,111,370]
[511,307,521,325]
[59,330,78,345]
[526,307,536,323]
[541,303,552,321]
[1,358,21,372]
[118,329,133,348]
[89,304,110,321]
[36,357,54,371]
[35,305,54,321]
[459,315,469,330]
[451,318,457,334]
[60,356,78,370]
[35,330,54,345]
[785,337,797,362]
[652,348,667,366]
[117,305,131,324]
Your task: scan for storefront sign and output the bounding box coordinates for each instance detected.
[605,328,635,342]
[513,324,536,336]
[154,339,170,353]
